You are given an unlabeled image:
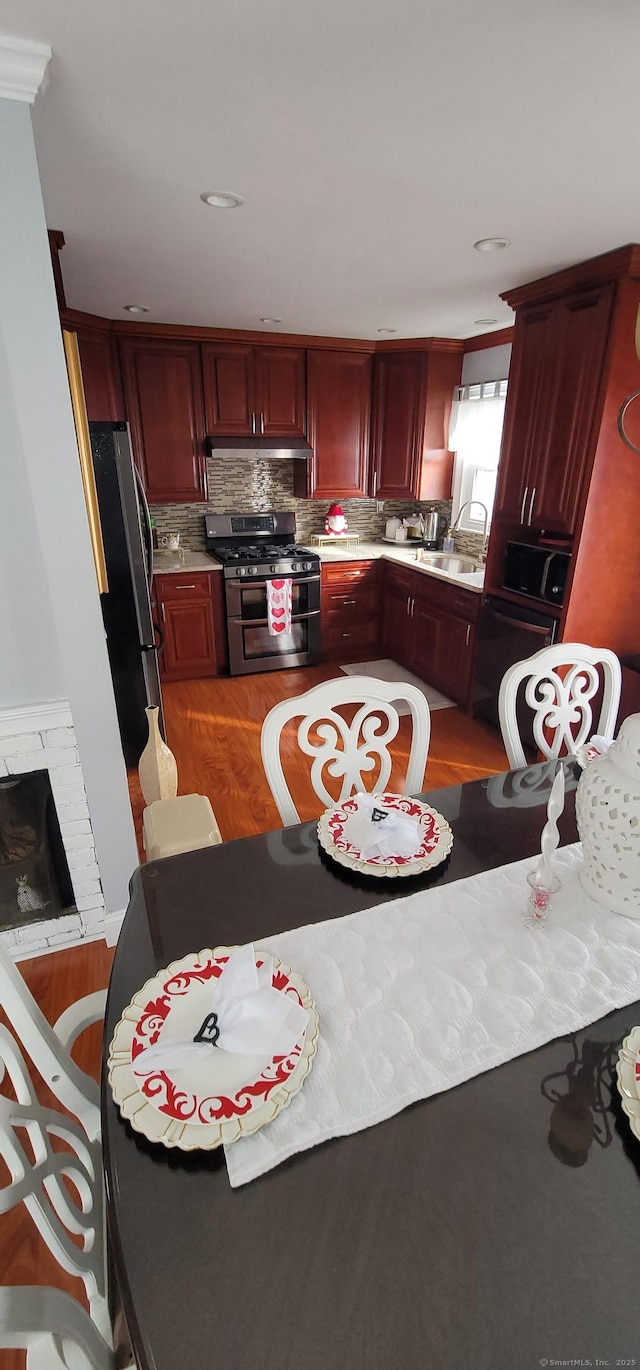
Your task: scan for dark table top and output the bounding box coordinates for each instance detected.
[103,763,640,1370]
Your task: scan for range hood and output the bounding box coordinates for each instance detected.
[206,435,312,457]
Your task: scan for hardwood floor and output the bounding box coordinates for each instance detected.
[130,663,509,850]
[0,664,507,1363]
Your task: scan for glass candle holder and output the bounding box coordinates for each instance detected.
[525,869,561,928]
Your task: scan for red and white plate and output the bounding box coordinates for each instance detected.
[317,791,453,878]
[616,1026,640,1144]
[107,946,319,1151]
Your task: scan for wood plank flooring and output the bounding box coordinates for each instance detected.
[0,664,508,1363]
[130,663,509,850]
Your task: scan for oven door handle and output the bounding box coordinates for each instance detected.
[228,608,322,627]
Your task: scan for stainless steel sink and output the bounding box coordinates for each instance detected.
[415,551,479,574]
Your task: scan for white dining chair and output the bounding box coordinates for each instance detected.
[0,1285,115,1370]
[0,939,111,1346]
[498,642,622,770]
[261,675,431,826]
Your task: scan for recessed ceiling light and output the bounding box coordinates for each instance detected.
[474,318,497,326]
[123,304,150,314]
[377,327,397,335]
[260,317,282,324]
[200,190,244,209]
[473,238,510,252]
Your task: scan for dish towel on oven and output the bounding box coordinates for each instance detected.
[266,577,292,635]
[224,844,640,1187]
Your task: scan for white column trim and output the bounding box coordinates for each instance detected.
[0,36,51,103]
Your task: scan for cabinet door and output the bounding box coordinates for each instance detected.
[305,351,372,498]
[493,302,558,524]
[440,616,475,707]
[371,353,426,499]
[383,584,412,666]
[411,597,442,686]
[202,343,254,435]
[160,600,216,680]
[529,286,613,535]
[120,340,207,503]
[254,347,306,437]
[76,327,125,421]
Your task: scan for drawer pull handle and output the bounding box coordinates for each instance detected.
[466,623,471,646]
[175,583,197,590]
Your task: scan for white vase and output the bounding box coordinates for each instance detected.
[575,712,640,918]
[138,707,178,806]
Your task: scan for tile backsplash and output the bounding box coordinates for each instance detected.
[151,454,466,550]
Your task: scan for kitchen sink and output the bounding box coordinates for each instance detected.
[415,551,479,575]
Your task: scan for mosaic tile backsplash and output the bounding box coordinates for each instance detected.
[150,454,485,555]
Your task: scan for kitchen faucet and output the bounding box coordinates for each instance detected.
[448,500,490,561]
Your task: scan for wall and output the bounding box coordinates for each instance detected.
[0,330,64,706]
[461,343,512,387]
[152,455,452,550]
[0,98,138,922]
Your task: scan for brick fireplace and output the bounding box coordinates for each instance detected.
[0,700,106,958]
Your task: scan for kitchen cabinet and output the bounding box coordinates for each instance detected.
[119,339,207,503]
[370,348,462,501]
[382,562,479,707]
[493,286,613,537]
[296,350,372,499]
[202,343,306,438]
[321,561,379,659]
[154,571,218,680]
[74,323,125,422]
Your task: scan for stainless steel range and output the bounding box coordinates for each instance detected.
[204,512,321,676]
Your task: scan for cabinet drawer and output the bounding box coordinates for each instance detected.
[323,587,377,617]
[448,587,481,621]
[322,560,377,586]
[154,571,214,601]
[383,562,416,596]
[322,618,378,657]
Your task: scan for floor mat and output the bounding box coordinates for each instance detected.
[340,659,455,715]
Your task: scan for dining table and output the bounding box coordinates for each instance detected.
[102,760,640,1370]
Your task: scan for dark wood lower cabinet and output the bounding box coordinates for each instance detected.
[155,572,223,681]
[321,561,380,660]
[381,562,479,708]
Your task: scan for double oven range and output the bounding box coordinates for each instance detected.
[205,512,321,676]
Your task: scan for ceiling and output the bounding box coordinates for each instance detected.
[3,0,640,339]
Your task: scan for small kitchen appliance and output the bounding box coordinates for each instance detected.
[204,512,320,676]
[422,509,447,550]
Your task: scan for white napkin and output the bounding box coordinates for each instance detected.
[132,943,309,1075]
[345,792,423,859]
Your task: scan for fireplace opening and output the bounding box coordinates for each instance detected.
[0,771,75,930]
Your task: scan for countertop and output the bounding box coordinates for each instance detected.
[152,543,484,592]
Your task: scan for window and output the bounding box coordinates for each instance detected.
[448,379,507,534]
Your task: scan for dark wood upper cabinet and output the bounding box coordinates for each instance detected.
[491,284,613,541]
[492,302,558,525]
[201,343,254,435]
[119,339,207,503]
[202,342,306,438]
[300,350,372,499]
[528,286,614,534]
[370,348,462,501]
[254,347,305,437]
[75,325,125,422]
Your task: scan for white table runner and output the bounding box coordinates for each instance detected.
[224,845,640,1188]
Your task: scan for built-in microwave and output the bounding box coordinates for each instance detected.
[502,541,571,606]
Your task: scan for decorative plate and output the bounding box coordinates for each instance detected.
[107,946,319,1151]
[616,1026,640,1143]
[317,792,453,878]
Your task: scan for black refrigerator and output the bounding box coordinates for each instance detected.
[90,422,165,767]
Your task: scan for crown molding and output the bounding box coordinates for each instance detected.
[0,36,51,104]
